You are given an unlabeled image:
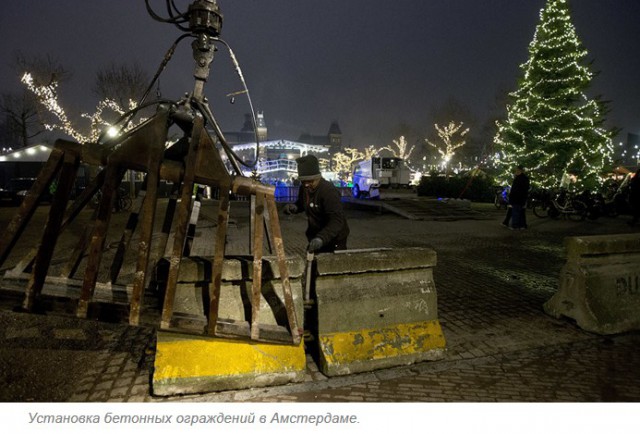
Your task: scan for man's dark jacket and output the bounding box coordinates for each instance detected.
[509,172,530,206]
[294,178,349,251]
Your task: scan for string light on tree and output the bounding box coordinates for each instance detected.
[493,0,616,191]
[425,121,469,177]
[332,147,365,182]
[380,136,416,170]
[21,72,144,144]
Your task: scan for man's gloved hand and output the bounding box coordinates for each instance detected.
[307,237,323,252]
[283,203,298,215]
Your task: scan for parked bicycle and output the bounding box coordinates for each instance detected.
[528,188,552,218]
[602,174,633,217]
[530,188,588,221]
[574,190,605,220]
[116,188,133,212]
[91,187,132,212]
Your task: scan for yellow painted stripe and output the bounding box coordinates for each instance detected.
[319,320,445,364]
[154,334,306,381]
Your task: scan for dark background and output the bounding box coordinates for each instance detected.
[1,0,638,148]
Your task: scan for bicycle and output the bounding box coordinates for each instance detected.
[91,187,132,212]
[494,186,510,209]
[546,189,588,221]
[115,188,132,212]
[529,188,552,218]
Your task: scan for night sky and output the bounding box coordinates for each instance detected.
[1,0,639,148]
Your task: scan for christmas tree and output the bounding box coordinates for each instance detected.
[494,0,615,191]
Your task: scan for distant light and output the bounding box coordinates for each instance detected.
[106,126,119,138]
[0,156,6,162]
[26,148,36,155]
[39,145,48,152]
[13,152,21,158]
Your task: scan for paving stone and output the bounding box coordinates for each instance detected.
[109,387,130,398]
[88,391,109,401]
[52,329,86,340]
[1,201,640,402]
[5,327,41,339]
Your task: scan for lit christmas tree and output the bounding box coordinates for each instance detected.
[494,0,615,190]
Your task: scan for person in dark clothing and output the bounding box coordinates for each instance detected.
[628,169,640,226]
[501,206,512,228]
[283,155,349,252]
[508,166,530,230]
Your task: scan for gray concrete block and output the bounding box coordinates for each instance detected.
[565,233,640,260]
[315,247,436,275]
[316,268,438,334]
[155,255,305,333]
[160,255,304,282]
[545,234,640,334]
[172,280,304,328]
[312,247,445,376]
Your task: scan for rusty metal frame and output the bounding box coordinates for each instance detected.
[0,109,301,345]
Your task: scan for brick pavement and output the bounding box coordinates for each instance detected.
[0,200,639,402]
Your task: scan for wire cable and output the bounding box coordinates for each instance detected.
[139,34,190,107]
[211,37,260,168]
[140,1,259,170]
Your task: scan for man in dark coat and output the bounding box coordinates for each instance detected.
[508,165,530,230]
[284,155,349,252]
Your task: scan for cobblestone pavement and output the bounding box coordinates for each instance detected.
[0,199,639,402]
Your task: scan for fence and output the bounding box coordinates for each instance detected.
[209,186,352,203]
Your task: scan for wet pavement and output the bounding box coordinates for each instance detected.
[0,197,639,402]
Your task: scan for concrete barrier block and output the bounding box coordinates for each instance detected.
[157,255,305,327]
[544,234,640,335]
[172,280,304,329]
[317,320,445,376]
[315,269,437,333]
[152,255,306,395]
[163,255,304,282]
[315,247,437,275]
[564,234,640,261]
[153,332,306,396]
[313,248,446,376]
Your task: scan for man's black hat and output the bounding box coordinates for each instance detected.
[296,155,322,181]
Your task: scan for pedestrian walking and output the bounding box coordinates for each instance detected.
[508,166,530,230]
[283,155,350,252]
[502,206,512,228]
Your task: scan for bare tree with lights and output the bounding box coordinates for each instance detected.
[494,0,616,191]
[20,62,150,143]
[330,145,382,182]
[362,145,379,160]
[93,62,150,110]
[425,121,469,177]
[331,147,365,181]
[381,135,416,169]
[0,52,71,148]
